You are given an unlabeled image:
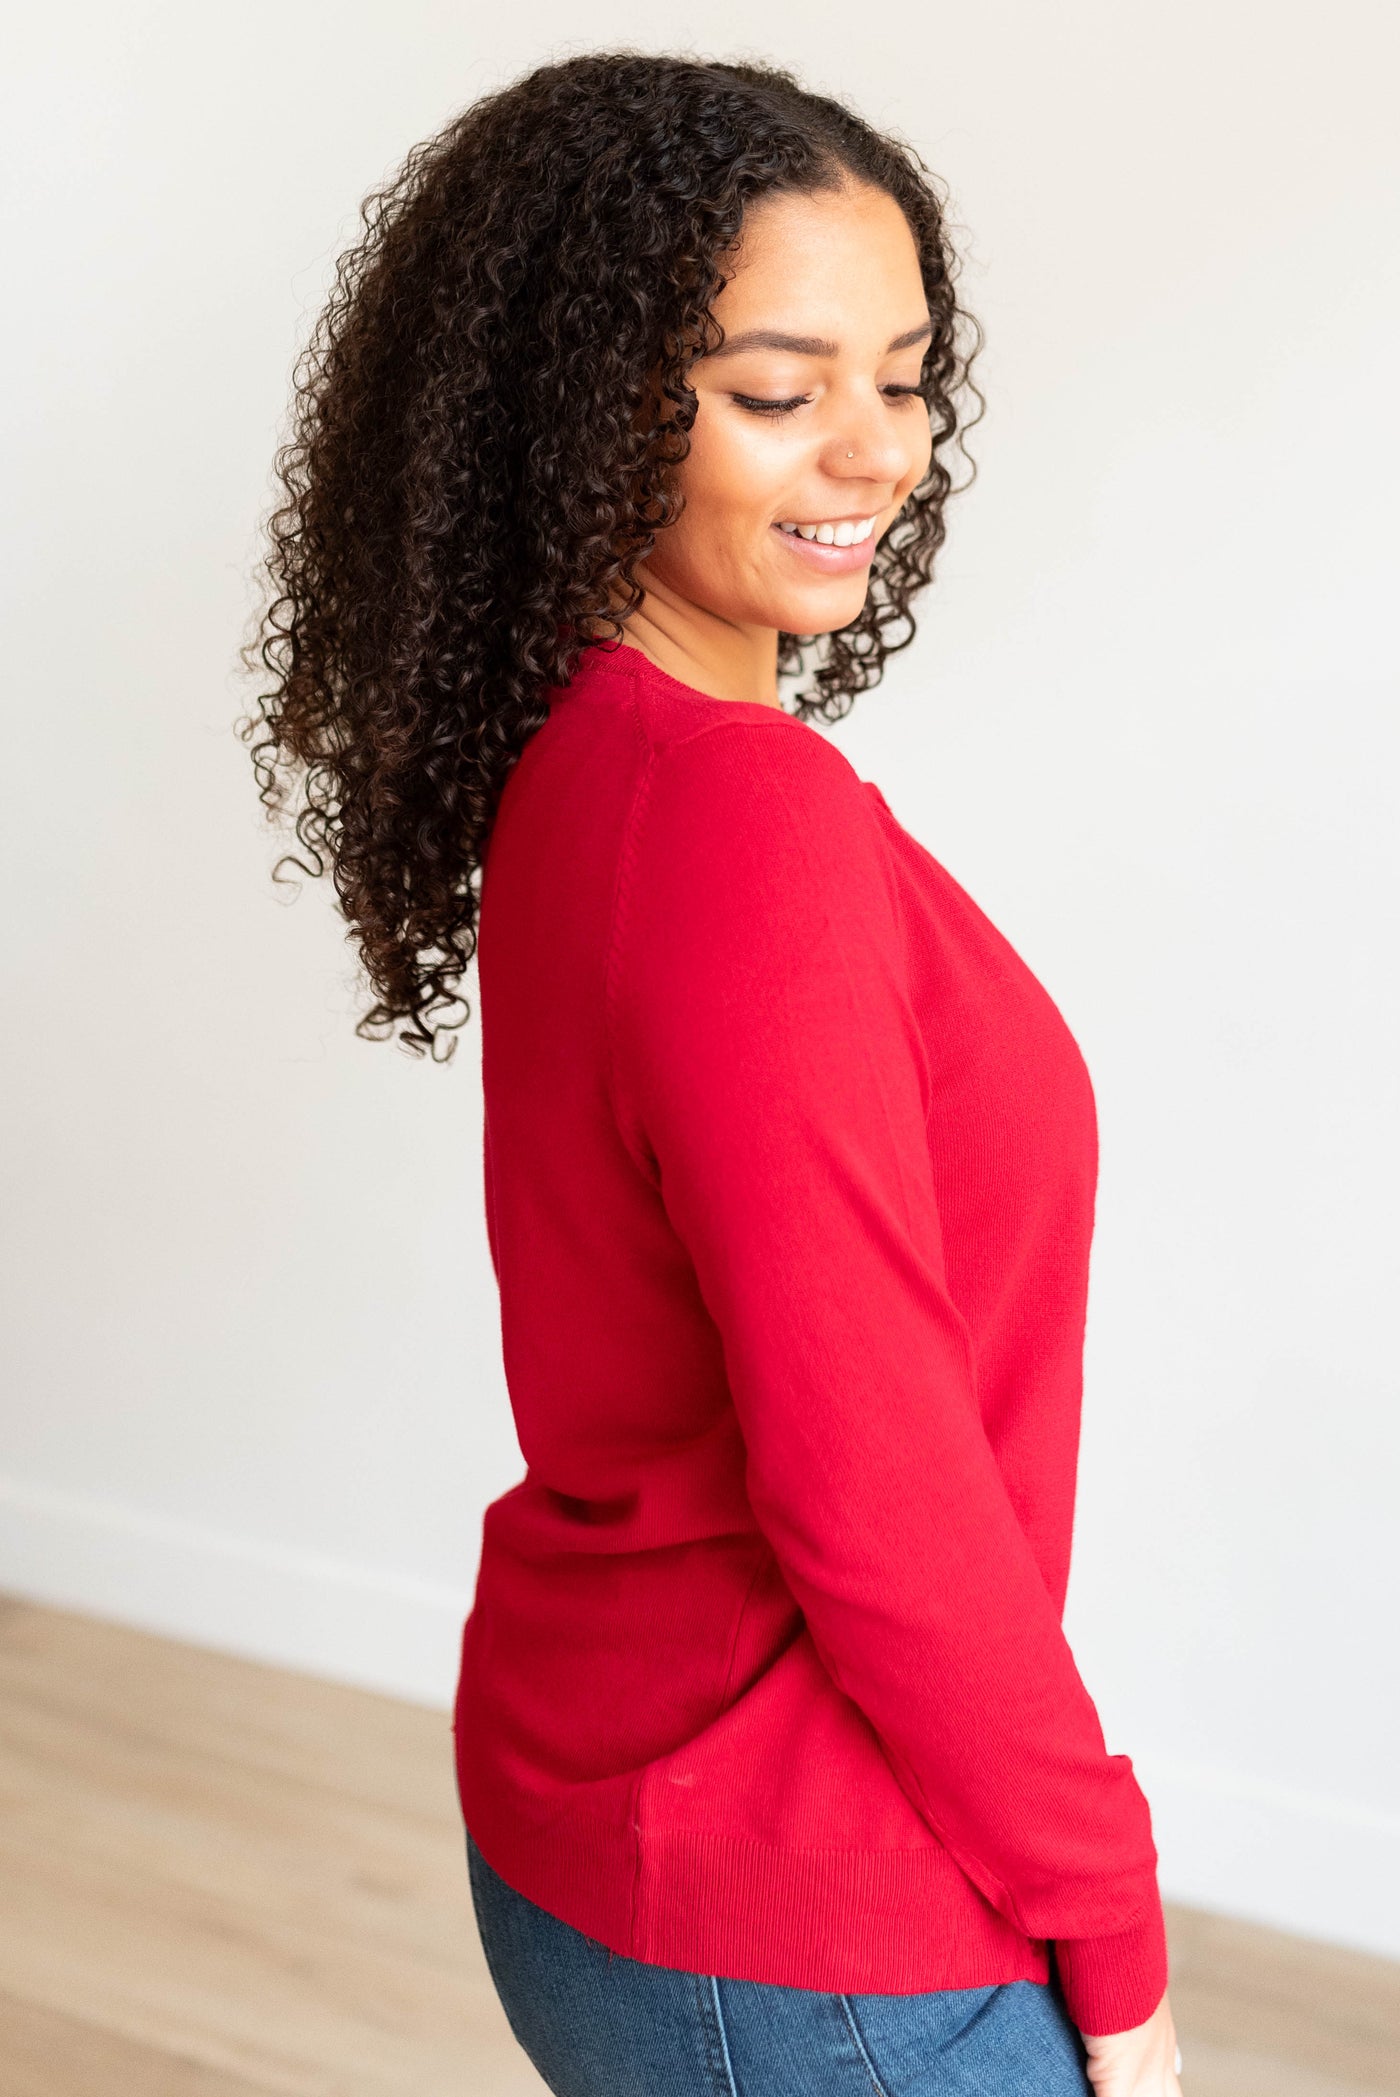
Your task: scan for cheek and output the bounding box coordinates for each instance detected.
[671,408,787,538]
[645,430,782,598]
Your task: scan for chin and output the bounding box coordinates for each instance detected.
[769,587,870,636]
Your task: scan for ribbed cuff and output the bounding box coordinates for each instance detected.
[1052,1892,1169,2037]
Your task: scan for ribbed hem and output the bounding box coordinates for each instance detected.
[1052,1893,1169,2036]
[460,1773,1054,1997]
[631,1826,1051,1994]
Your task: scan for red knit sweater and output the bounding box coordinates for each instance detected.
[452,639,1168,2037]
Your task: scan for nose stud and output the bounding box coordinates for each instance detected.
[846,450,854,458]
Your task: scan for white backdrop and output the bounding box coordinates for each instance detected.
[3,2,1396,1961]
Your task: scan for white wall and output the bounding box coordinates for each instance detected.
[3,1,1396,1962]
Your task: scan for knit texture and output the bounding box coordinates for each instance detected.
[453,640,1168,2037]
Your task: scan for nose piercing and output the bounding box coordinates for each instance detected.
[847,450,854,458]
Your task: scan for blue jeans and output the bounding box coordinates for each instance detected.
[467,1829,1093,2095]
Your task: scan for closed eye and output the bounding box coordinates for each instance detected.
[733,394,811,416]
[733,385,930,419]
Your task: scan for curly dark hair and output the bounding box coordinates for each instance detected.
[237,50,984,1061]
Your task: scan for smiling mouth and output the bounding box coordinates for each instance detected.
[776,515,878,546]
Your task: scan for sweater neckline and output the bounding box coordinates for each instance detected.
[552,640,904,832]
[555,640,795,723]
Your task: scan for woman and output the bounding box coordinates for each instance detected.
[241,50,1184,2097]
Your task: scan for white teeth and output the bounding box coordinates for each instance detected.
[778,516,877,544]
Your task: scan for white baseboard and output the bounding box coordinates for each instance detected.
[0,1471,470,1708]
[2,1469,1397,1965]
[1140,1750,1400,1963]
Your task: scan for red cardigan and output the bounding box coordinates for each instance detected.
[453,639,1167,2037]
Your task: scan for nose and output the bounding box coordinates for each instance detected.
[825,387,919,488]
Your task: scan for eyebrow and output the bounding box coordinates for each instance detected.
[704,320,933,359]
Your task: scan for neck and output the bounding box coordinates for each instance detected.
[593,568,783,709]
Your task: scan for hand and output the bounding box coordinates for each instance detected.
[1080,1989,1183,2095]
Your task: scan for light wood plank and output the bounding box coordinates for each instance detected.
[2,1594,1397,2095]
[0,1596,543,2095]
[1167,1903,1400,2093]
[1165,2037,1398,2097]
[0,1986,276,2097]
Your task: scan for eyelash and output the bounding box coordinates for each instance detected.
[733,385,929,418]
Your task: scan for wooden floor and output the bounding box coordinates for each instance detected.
[1,1596,1396,2096]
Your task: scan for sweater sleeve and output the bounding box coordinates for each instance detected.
[606,718,1168,2038]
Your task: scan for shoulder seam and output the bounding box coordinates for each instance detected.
[637,710,865,800]
[611,650,856,772]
